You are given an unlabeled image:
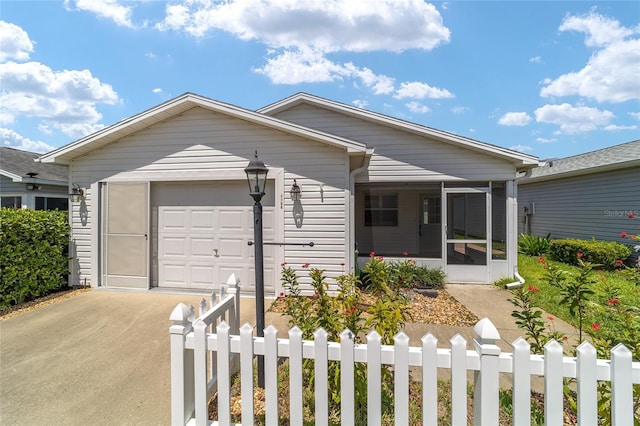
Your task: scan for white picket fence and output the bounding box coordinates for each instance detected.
[170,280,640,425]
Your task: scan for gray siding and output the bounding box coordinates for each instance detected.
[0,177,24,194]
[272,104,517,181]
[69,107,349,290]
[518,167,639,244]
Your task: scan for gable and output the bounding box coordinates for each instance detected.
[269,102,520,181]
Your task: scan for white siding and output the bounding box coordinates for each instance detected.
[271,104,517,181]
[69,107,350,292]
[518,167,640,244]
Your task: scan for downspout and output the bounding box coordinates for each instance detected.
[348,149,374,273]
[504,167,535,290]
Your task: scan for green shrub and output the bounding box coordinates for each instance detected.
[549,238,631,271]
[518,233,551,256]
[362,255,446,291]
[0,208,70,309]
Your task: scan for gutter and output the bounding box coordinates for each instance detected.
[503,166,537,290]
[347,149,374,272]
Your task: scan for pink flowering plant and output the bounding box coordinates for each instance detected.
[278,259,412,421]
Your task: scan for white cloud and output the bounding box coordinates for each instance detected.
[352,99,368,109]
[498,112,531,126]
[0,20,34,62]
[406,102,431,114]
[0,58,118,137]
[629,112,640,120]
[395,81,454,99]
[529,56,542,63]
[534,103,614,134]
[451,106,468,114]
[145,52,157,59]
[156,0,450,52]
[509,144,533,153]
[541,38,640,103]
[603,124,638,131]
[541,13,640,103]
[559,10,636,48]
[0,128,54,153]
[158,0,451,98]
[254,48,396,95]
[536,137,557,143]
[64,0,135,28]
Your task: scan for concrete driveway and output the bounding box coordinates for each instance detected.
[0,290,257,426]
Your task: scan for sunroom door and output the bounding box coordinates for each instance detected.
[444,188,489,283]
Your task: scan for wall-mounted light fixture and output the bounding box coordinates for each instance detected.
[289,179,301,201]
[26,183,41,191]
[69,184,85,202]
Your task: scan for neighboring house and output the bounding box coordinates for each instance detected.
[518,140,640,246]
[0,147,69,210]
[39,93,538,294]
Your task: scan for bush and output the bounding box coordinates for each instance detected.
[549,238,631,271]
[518,233,551,256]
[0,208,70,309]
[362,254,446,291]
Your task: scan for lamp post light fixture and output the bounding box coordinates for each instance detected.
[69,184,85,202]
[244,150,268,388]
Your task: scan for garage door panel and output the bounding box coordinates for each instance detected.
[190,237,214,258]
[161,209,188,231]
[219,209,245,230]
[191,208,215,231]
[160,237,187,257]
[154,181,276,292]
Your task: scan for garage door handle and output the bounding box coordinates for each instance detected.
[213,249,219,257]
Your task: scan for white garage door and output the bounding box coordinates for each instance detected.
[152,181,275,293]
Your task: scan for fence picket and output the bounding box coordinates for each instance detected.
[264,325,279,426]
[366,331,382,426]
[576,341,597,425]
[394,332,410,425]
[216,321,231,426]
[450,334,468,426]
[544,340,564,425]
[314,328,329,425]
[289,327,304,425]
[240,323,254,425]
[340,329,355,425]
[171,297,640,426]
[193,320,208,426]
[611,343,633,425]
[511,337,531,426]
[421,333,438,426]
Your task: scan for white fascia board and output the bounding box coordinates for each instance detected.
[0,170,22,182]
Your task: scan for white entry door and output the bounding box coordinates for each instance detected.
[152,181,275,292]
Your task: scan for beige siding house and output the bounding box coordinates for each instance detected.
[40,93,537,295]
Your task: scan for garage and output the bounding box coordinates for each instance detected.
[151,180,276,292]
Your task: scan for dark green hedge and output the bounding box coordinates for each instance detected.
[549,238,632,270]
[0,208,70,309]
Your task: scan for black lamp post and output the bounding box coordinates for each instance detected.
[244,150,268,388]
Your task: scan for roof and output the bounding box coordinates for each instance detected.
[0,147,68,185]
[39,93,367,165]
[258,92,539,169]
[521,139,640,184]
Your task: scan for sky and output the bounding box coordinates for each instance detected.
[1,1,639,161]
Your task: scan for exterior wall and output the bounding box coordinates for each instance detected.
[0,177,68,209]
[69,107,349,293]
[271,104,517,181]
[517,167,639,245]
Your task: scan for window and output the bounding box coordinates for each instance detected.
[364,194,398,226]
[35,197,69,211]
[1,196,22,208]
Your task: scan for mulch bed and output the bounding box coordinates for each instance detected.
[268,288,479,327]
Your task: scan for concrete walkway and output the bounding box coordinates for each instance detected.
[0,284,576,425]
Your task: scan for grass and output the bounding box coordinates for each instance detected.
[515,253,640,328]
